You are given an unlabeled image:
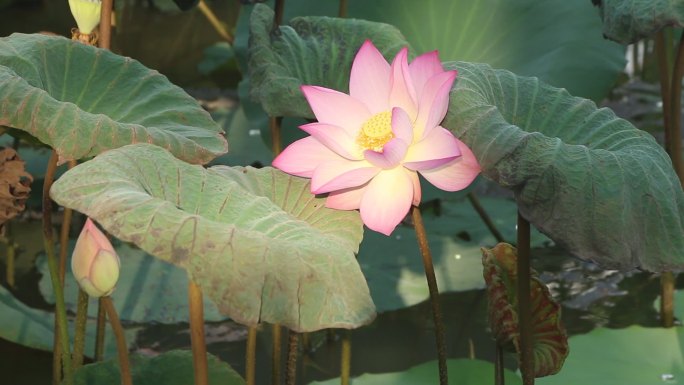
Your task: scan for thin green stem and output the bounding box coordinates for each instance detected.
[44,150,73,385]
[102,296,132,385]
[272,324,282,385]
[495,343,505,385]
[669,30,684,183]
[661,272,675,327]
[246,326,257,385]
[94,298,106,362]
[285,330,299,385]
[5,228,16,288]
[340,330,351,385]
[270,117,283,156]
[632,42,640,76]
[274,0,285,26]
[72,289,89,370]
[189,280,209,385]
[99,0,113,50]
[411,206,448,385]
[467,192,505,243]
[516,212,534,385]
[656,31,672,155]
[338,0,347,18]
[197,0,233,43]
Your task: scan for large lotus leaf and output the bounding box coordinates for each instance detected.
[0,285,137,359]
[38,243,228,324]
[537,326,684,385]
[50,143,373,332]
[482,243,568,377]
[243,0,624,107]
[308,359,522,385]
[595,0,684,44]
[247,4,411,117]
[0,33,227,164]
[360,196,550,312]
[73,350,245,385]
[444,62,684,271]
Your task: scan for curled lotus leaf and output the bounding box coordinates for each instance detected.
[482,243,568,377]
[0,33,227,164]
[50,143,374,332]
[593,0,684,44]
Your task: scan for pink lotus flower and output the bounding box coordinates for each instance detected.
[273,41,481,235]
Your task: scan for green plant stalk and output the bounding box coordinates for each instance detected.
[270,117,283,156]
[102,296,132,385]
[246,326,257,385]
[72,289,89,370]
[632,42,640,75]
[285,330,299,385]
[99,0,113,50]
[44,150,74,385]
[272,324,282,385]
[661,272,675,328]
[94,298,106,361]
[189,280,209,385]
[6,233,15,288]
[656,31,672,155]
[198,0,233,43]
[516,212,534,385]
[340,330,351,385]
[411,206,448,385]
[495,343,504,385]
[274,0,285,26]
[467,192,506,243]
[669,30,684,183]
[338,0,347,18]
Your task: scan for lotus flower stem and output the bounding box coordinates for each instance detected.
[340,330,351,385]
[197,0,233,43]
[72,289,89,369]
[3,229,16,288]
[661,272,675,327]
[516,212,534,385]
[272,324,282,385]
[270,117,283,155]
[670,30,684,182]
[411,206,448,385]
[274,0,285,26]
[494,343,504,385]
[285,330,299,385]
[338,0,347,17]
[188,280,209,385]
[467,192,505,243]
[59,160,77,284]
[43,150,74,385]
[246,326,257,385]
[99,0,113,50]
[94,298,106,361]
[102,296,132,385]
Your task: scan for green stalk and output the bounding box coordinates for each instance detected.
[72,289,89,369]
[340,330,351,385]
[272,324,282,385]
[246,326,257,385]
[99,0,113,50]
[94,298,106,361]
[338,0,347,18]
[274,0,285,26]
[411,206,448,385]
[661,272,675,327]
[467,192,505,243]
[495,343,505,385]
[669,30,684,182]
[270,117,283,156]
[189,280,209,385]
[197,0,233,43]
[5,230,16,288]
[102,296,132,385]
[43,150,73,385]
[516,212,534,385]
[285,330,299,385]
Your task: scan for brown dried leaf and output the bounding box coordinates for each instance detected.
[0,147,32,226]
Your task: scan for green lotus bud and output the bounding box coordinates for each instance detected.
[68,0,102,35]
[71,218,120,298]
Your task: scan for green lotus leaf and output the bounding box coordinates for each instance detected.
[247,4,410,117]
[73,350,245,385]
[482,243,568,377]
[537,326,684,385]
[308,358,522,385]
[445,62,684,271]
[0,33,227,164]
[594,0,684,44]
[50,143,373,332]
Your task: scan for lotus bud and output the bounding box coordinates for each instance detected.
[71,218,120,298]
[68,0,102,35]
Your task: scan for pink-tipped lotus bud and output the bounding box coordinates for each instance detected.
[71,218,120,298]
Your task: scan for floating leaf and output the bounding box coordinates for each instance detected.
[482,243,568,377]
[537,326,684,385]
[446,62,684,271]
[50,144,373,332]
[247,4,410,117]
[594,0,684,44]
[73,350,245,385]
[308,359,522,385]
[0,33,227,164]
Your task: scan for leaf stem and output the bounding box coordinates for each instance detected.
[285,330,299,385]
[467,192,505,243]
[661,272,675,327]
[197,0,233,43]
[669,30,684,182]
[44,150,73,385]
[246,326,257,385]
[94,298,106,361]
[99,0,113,50]
[4,228,16,288]
[411,206,448,385]
[189,280,209,385]
[516,212,534,385]
[270,117,283,156]
[340,330,351,385]
[272,324,282,385]
[338,0,347,18]
[102,296,132,385]
[495,343,505,385]
[274,0,285,26]
[72,289,89,370]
